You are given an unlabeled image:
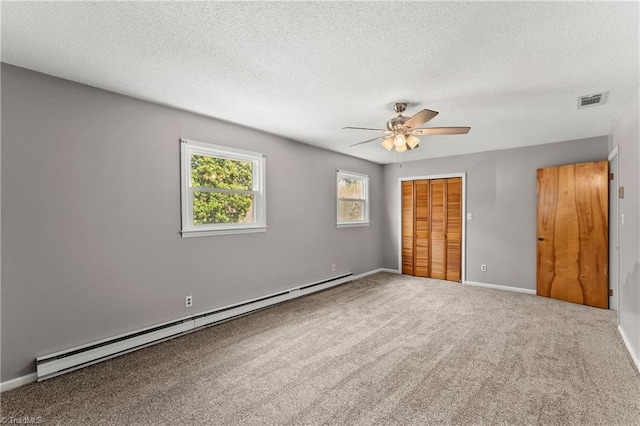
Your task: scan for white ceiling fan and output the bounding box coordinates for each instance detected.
[344,102,471,153]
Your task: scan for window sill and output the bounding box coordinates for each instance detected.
[336,222,370,228]
[181,227,267,238]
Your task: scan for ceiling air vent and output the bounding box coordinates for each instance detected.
[578,92,608,109]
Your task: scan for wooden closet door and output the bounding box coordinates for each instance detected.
[446,178,462,281]
[429,179,447,279]
[414,180,430,277]
[402,177,462,282]
[537,161,608,308]
[401,181,414,275]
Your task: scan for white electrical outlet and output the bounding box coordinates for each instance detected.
[332,264,337,272]
[467,213,473,220]
[481,264,487,272]
[185,295,193,308]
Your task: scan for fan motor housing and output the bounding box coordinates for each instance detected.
[387,115,409,131]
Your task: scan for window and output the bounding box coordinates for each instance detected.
[180,138,266,237]
[337,170,369,227]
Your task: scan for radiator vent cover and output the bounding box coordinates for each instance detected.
[35,272,354,382]
[578,92,608,109]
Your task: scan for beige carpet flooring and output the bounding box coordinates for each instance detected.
[2,272,640,425]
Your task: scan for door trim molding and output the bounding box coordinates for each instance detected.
[398,173,466,282]
[608,145,620,317]
[608,145,619,161]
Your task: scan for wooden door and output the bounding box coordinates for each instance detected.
[430,180,447,279]
[446,178,462,281]
[414,180,430,277]
[402,177,462,282]
[401,181,414,275]
[537,161,609,308]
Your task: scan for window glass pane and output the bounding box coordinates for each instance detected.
[191,154,253,190]
[337,178,364,199]
[338,200,364,221]
[193,192,254,225]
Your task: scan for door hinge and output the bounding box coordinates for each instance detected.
[609,173,614,181]
[619,186,625,199]
[609,289,613,297]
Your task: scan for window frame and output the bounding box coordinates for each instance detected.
[336,169,370,228]
[180,138,266,238]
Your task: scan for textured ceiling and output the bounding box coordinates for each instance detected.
[2,2,638,164]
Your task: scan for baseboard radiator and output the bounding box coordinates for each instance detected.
[36,273,353,381]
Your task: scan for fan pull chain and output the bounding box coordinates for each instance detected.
[393,151,403,168]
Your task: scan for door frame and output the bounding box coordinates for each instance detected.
[398,172,467,282]
[609,145,620,316]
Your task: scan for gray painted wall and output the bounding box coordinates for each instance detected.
[1,62,632,385]
[609,88,640,363]
[381,137,609,290]
[0,64,383,382]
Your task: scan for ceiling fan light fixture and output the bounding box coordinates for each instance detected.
[344,102,470,153]
[406,135,420,149]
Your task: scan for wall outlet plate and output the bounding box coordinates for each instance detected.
[185,295,193,308]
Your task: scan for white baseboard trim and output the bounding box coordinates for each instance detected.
[0,373,37,393]
[463,280,536,295]
[193,273,354,329]
[352,268,384,280]
[352,268,401,280]
[618,325,640,373]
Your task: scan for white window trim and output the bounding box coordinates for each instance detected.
[180,138,266,238]
[336,169,370,228]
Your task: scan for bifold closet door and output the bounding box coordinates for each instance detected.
[414,180,431,277]
[402,177,462,282]
[445,178,462,282]
[429,180,446,279]
[401,181,414,275]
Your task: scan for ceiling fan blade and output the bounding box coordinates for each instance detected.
[411,127,471,136]
[349,135,386,147]
[342,126,389,132]
[403,109,439,130]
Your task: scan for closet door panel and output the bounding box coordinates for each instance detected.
[430,179,446,279]
[414,180,430,277]
[401,181,414,275]
[446,178,462,282]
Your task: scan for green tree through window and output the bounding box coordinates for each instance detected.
[181,139,266,237]
[191,155,254,225]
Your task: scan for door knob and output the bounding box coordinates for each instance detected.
[537,236,545,241]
